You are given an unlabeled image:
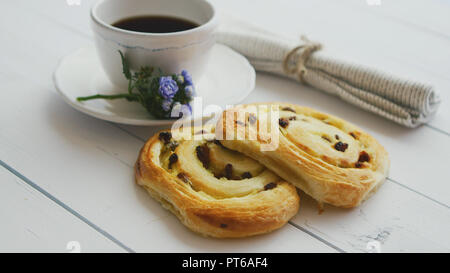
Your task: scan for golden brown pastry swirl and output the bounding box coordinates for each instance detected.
[217,103,390,208]
[135,127,300,238]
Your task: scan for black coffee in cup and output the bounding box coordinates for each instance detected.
[113,16,199,33]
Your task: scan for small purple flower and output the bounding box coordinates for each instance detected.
[159,76,178,99]
[161,99,172,112]
[184,85,195,98]
[181,70,193,86]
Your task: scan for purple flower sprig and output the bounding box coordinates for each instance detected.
[77,51,195,119]
[159,76,178,99]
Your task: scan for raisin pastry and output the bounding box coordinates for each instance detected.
[135,127,300,238]
[217,103,390,208]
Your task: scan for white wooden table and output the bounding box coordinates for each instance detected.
[1,0,449,253]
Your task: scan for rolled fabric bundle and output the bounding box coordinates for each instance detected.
[216,15,441,128]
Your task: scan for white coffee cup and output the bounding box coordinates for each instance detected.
[90,0,218,88]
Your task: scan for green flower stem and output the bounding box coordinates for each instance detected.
[76,93,138,102]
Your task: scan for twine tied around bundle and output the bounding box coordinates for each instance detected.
[283,36,322,84]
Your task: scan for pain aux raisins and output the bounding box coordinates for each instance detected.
[241,172,252,179]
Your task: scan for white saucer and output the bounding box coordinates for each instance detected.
[53,44,255,126]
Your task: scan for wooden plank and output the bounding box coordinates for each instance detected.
[345,0,450,39]
[0,0,448,252]
[0,166,124,252]
[9,0,445,205]
[0,82,334,252]
[290,180,450,252]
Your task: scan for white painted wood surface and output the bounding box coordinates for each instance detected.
[0,166,124,252]
[0,0,449,252]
